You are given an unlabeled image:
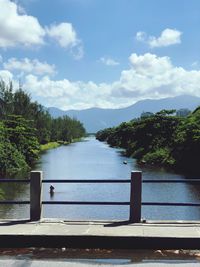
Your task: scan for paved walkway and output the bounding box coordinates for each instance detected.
[0,219,200,249]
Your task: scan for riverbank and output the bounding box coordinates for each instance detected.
[40,141,67,151]
[40,138,84,151]
[40,142,60,151]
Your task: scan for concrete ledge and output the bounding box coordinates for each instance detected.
[0,219,200,249]
[1,235,200,249]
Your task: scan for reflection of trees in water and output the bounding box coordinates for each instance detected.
[187,183,200,200]
[186,181,200,218]
[0,172,30,219]
[181,173,200,201]
[0,187,4,200]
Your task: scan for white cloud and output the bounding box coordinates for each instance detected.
[1,53,200,110]
[136,28,182,48]
[129,53,172,75]
[23,74,112,109]
[112,53,200,100]
[3,58,56,75]
[191,61,200,69]
[46,23,77,48]
[46,22,83,59]
[149,28,182,48]
[135,31,146,42]
[0,0,84,58]
[21,53,200,109]
[25,74,78,98]
[100,57,120,66]
[0,70,13,83]
[0,0,45,48]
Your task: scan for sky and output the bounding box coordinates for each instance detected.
[0,0,200,110]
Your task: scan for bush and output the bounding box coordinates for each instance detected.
[0,141,29,176]
[142,148,175,166]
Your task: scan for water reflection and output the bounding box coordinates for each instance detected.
[0,173,30,219]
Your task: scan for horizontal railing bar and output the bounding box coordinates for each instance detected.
[1,179,200,184]
[42,179,131,183]
[42,201,130,205]
[0,201,30,204]
[0,179,30,183]
[142,202,200,207]
[1,200,200,207]
[143,179,200,183]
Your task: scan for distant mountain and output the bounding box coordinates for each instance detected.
[48,95,200,133]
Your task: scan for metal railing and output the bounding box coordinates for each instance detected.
[1,171,200,222]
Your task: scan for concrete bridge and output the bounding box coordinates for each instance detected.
[1,171,200,249]
[1,219,200,249]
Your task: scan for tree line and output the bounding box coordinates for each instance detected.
[96,108,200,174]
[0,80,86,176]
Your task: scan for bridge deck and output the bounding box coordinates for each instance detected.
[0,219,200,249]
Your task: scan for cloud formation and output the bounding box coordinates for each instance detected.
[46,23,78,48]
[46,22,84,59]
[23,74,112,109]
[0,0,83,59]
[3,58,56,75]
[136,28,182,48]
[1,53,200,110]
[100,57,120,66]
[113,53,200,100]
[0,0,45,47]
[22,53,200,109]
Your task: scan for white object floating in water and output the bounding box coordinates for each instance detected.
[123,161,127,164]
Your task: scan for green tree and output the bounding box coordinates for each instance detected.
[4,115,40,165]
[0,121,28,175]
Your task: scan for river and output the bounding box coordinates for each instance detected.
[1,136,200,221]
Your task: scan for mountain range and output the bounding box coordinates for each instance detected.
[48,95,200,133]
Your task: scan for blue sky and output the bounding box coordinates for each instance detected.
[0,0,200,110]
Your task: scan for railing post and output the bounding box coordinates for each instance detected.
[30,171,42,221]
[129,171,142,223]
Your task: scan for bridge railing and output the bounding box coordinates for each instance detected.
[1,171,200,222]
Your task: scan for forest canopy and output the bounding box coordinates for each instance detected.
[96,107,200,174]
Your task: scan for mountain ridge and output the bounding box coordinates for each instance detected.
[48,95,200,132]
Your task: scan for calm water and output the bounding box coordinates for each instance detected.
[1,136,200,220]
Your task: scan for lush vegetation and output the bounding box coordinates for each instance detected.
[96,108,200,174]
[40,142,61,151]
[0,80,86,176]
